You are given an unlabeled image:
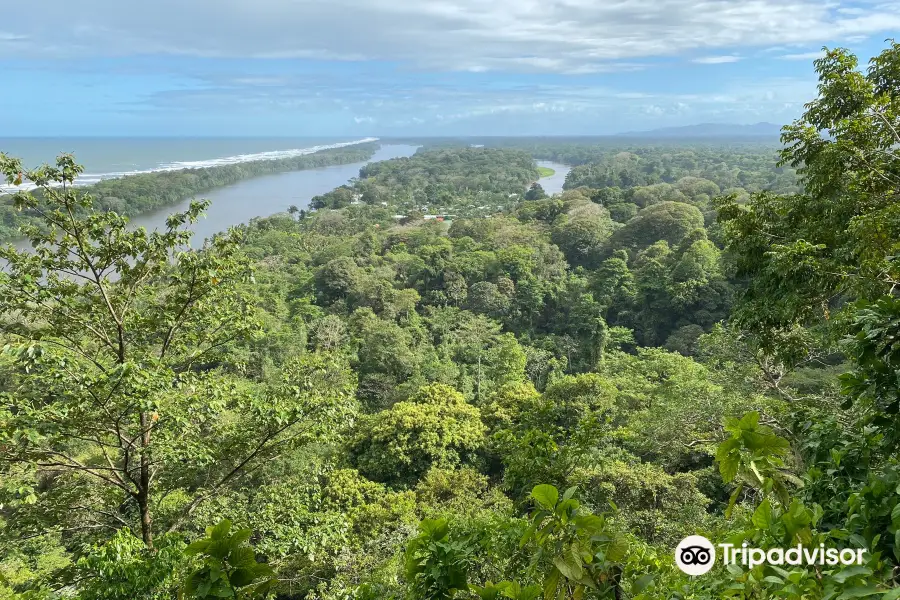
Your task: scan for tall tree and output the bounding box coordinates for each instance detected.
[0,155,356,548]
[717,43,900,344]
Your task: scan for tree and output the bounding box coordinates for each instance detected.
[608,201,704,254]
[310,314,348,351]
[629,183,687,208]
[181,519,276,599]
[606,202,638,223]
[590,187,623,206]
[540,374,617,434]
[716,43,900,350]
[524,183,547,201]
[674,176,719,201]
[591,250,635,323]
[71,528,186,600]
[707,44,900,598]
[349,383,485,485]
[354,313,420,406]
[599,348,779,467]
[467,281,511,318]
[448,314,504,401]
[315,256,363,304]
[522,485,629,600]
[550,214,614,269]
[0,154,356,549]
[404,519,472,600]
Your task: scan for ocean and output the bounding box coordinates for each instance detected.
[0,137,378,188]
[4,140,420,250]
[1,138,567,249]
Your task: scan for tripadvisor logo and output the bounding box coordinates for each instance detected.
[674,536,867,575]
[675,535,716,575]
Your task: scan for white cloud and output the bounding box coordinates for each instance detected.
[141,68,816,130]
[691,55,744,65]
[692,55,743,64]
[780,50,826,60]
[229,77,288,86]
[0,32,28,41]
[2,0,899,73]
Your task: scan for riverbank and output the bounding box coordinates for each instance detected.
[0,140,381,243]
[536,160,570,195]
[122,144,420,247]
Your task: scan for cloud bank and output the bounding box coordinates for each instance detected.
[3,0,898,72]
[0,0,896,134]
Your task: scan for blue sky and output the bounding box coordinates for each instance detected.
[0,0,898,136]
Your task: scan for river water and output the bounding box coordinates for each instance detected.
[9,144,418,252]
[10,148,570,253]
[128,144,419,247]
[536,160,570,195]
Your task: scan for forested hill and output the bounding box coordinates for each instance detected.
[382,138,799,195]
[0,142,379,242]
[309,143,798,227]
[616,122,782,138]
[2,43,900,600]
[309,147,540,216]
[561,145,799,195]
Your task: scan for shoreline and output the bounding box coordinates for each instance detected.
[1,142,383,245]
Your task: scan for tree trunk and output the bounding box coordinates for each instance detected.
[138,410,154,549]
[137,490,154,549]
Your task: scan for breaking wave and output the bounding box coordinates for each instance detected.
[2,137,379,192]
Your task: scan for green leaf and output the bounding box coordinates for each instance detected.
[520,522,538,549]
[543,568,560,600]
[532,484,559,510]
[719,455,740,483]
[250,563,275,578]
[573,515,605,535]
[739,411,760,430]
[229,528,252,547]
[605,534,628,562]
[552,556,583,581]
[749,460,764,484]
[228,568,254,588]
[726,483,744,518]
[420,518,450,541]
[832,565,873,583]
[752,498,773,529]
[228,547,256,568]
[209,519,232,541]
[184,540,211,556]
[895,530,900,560]
[835,586,882,599]
[631,574,654,593]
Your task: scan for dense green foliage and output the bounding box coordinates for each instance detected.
[0,143,378,242]
[310,147,540,218]
[3,43,900,600]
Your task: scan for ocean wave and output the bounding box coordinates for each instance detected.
[1,137,379,192]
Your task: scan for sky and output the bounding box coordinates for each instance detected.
[0,0,898,137]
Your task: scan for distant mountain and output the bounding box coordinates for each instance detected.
[617,122,782,138]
